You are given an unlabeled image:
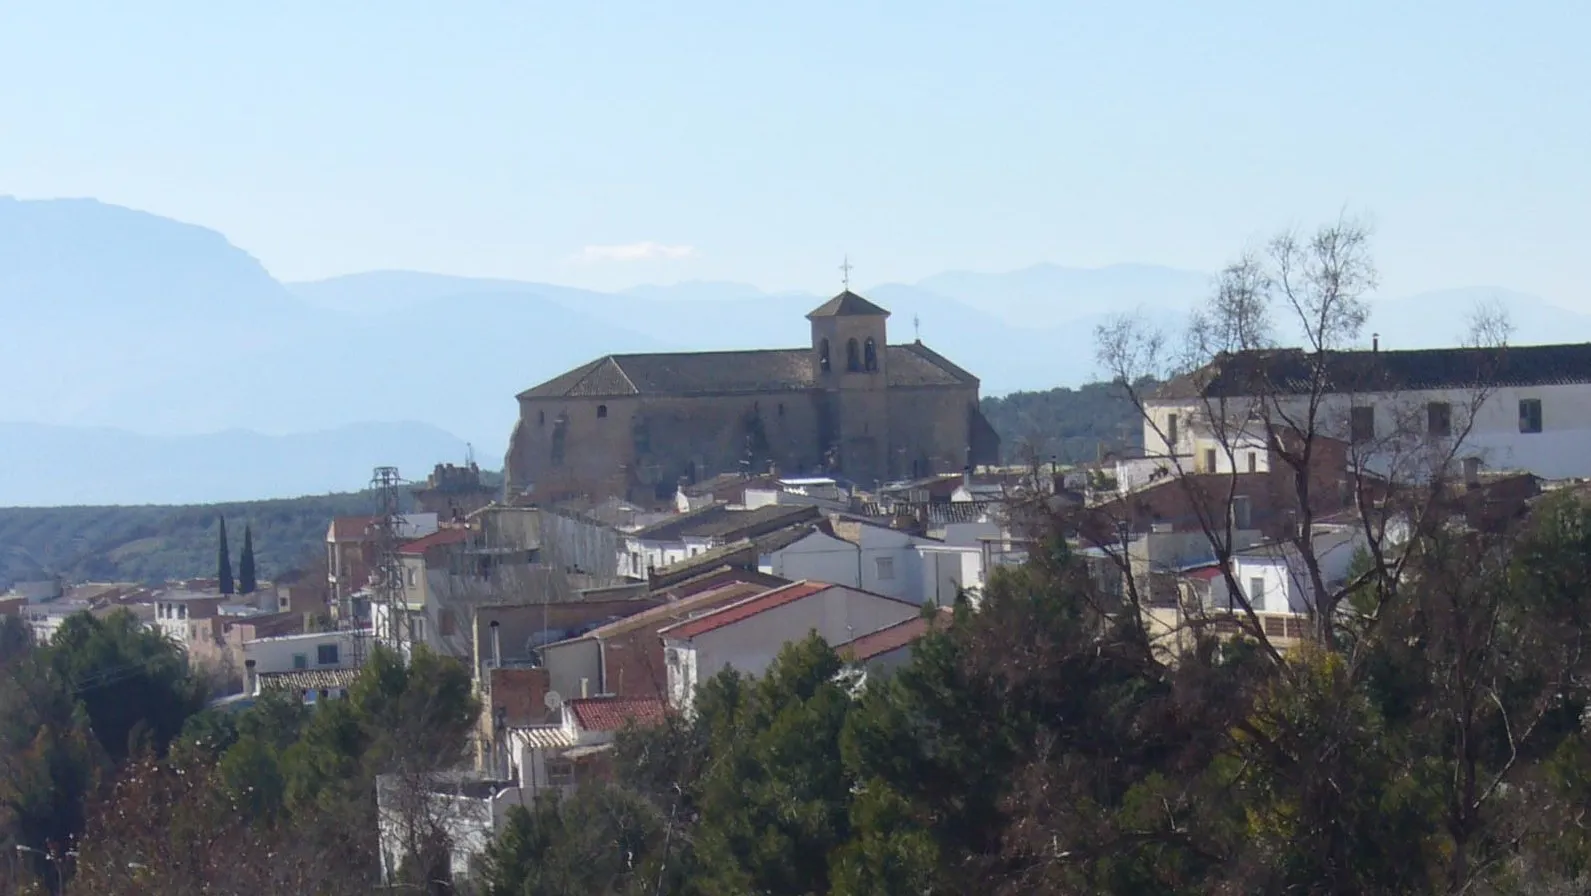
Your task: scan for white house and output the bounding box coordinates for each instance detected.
[243,629,362,678]
[377,694,666,886]
[759,520,983,606]
[618,504,819,578]
[1225,524,1369,615]
[20,599,94,645]
[1146,343,1591,482]
[659,581,921,712]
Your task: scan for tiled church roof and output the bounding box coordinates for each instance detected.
[519,344,976,400]
[806,290,892,318]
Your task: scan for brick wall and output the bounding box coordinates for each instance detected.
[489,666,554,728]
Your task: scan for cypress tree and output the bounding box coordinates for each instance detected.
[239,524,257,595]
[217,517,234,596]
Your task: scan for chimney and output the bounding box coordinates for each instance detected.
[244,659,257,696]
[1372,333,1380,353]
[490,620,502,671]
[579,677,590,699]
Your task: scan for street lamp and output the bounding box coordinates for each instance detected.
[14,844,65,894]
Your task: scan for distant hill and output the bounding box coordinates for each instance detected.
[0,491,387,589]
[0,422,472,506]
[980,381,1146,466]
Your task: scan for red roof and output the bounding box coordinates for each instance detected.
[839,610,946,662]
[396,527,470,555]
[329,516,376,541]
[567,695,666,732]
[659,581,923,641]
[1185,565,1225,582]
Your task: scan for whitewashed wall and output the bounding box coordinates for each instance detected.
[667,586,918,713]
[1148,380,1591,481]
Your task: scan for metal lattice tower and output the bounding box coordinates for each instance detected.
[368,465,412,660]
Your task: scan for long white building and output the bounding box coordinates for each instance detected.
[1144,342,1591,481]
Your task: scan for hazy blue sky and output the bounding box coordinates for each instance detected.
[2,1,1588,300]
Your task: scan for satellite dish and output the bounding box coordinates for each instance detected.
[544,691,564,712]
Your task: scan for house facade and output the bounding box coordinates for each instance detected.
[1146,343,1591,482]
[659,581,921,712]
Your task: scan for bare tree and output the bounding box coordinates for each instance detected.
[1092,215,1511,658]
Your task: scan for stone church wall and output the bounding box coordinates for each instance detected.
[510,393,829,506]
[887,386,979,476]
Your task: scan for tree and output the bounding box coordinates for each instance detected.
[1093,217,1509,654]
[217,516,234,596]
[481,785,670,896]
[691,635,858,896]
[238,523,257,595]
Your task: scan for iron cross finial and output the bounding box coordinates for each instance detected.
[840,255,853,289]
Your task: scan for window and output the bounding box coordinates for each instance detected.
[819,338,831,373]
[1232,495,1252,529]
[876,557,896,581]
[1520,398,1543,434]
[406,568,417,587]
[596,404,607,419]
[412,616,427,642]
[440,608,457,636]
[846,338,861,372]
[1249,577,1266,605]
[544,758,576,787]
[538,410,545,426]
[1165,414,1179,449]
[317,644,339,666]
[1203,447,1217,472]
[1350,406,1375,442]
[550,415,568,465]
[864,337,878,371]
[1247,451,1258,473]
[777,403,785,417]
[1427,401,1452,437]
[292,653,309,670]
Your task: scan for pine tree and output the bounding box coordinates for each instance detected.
[239,524,257,595]
[217,517,234,596]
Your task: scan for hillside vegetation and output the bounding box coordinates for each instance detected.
[0,492,394,589]
[980,379,1148,465]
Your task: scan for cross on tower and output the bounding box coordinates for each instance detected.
[839,255,853,290]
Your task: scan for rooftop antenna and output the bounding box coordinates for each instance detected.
[913,314,921,342]
[465,442,476,467]
[839,254,853,290]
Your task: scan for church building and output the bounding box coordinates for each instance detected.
[504,290,1000,505]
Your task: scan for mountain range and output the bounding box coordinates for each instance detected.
[5,195,1590,505]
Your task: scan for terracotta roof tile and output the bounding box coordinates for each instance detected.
[567,695,666,732]
[397,527,470,556]
[330,516,376,541]
[632,503,819,542]
[660,580,835,640]
[839,610,947,662]
[258,668,361,691]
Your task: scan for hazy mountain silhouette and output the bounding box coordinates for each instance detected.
[5,196,1590,503]
[0,421,469,506]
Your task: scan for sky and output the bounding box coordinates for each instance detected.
[2,1,1589,301]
